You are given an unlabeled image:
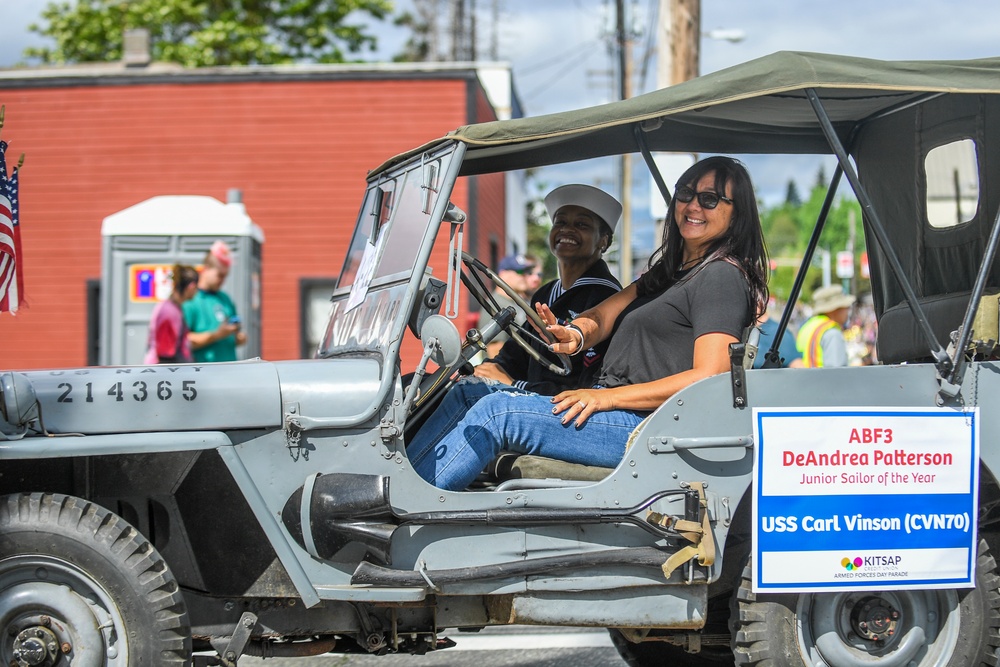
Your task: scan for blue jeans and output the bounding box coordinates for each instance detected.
[407,377,647,490]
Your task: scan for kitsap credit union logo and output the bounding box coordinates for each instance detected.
[842,557,863,570]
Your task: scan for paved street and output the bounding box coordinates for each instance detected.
[232,627,624,666]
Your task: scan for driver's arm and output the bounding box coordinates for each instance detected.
[473,361,515,384]
[487,335,529,379]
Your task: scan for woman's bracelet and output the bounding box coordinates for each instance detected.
[565,323,586,356]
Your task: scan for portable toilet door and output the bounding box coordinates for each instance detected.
[99,194,264,366]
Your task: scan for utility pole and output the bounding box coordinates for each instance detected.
[669,0,700,86]
[489,0,499,60]
[470,0,477,61]
[656,0,702,90]
[451,0,466,61]
[847,207,857,295]
[652,1,742,248]
[616,0,633,282]
[408,0,441,61]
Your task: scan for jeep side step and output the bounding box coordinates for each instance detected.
[350,546,694,588]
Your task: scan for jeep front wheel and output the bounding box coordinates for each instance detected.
[0,493,191,666]
[730,539,1000,667]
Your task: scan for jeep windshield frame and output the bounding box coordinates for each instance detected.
[369,51,1000,388]
[316,142,465,416]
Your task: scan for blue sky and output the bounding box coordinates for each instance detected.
[3,0,1000,244]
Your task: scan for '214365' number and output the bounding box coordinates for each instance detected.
[56,380,198,403]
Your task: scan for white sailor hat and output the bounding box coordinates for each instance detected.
[544,184,623,231]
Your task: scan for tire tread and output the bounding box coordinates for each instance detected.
[0,492,191,666]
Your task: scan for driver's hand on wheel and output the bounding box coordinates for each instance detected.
[473,362,514,385]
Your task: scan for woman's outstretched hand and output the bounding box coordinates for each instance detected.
[550,387,616,427]
[536,303,582,356]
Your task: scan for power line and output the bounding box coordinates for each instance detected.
[637,0,659,92]
[522,47,600,101]
[517,37,602,76]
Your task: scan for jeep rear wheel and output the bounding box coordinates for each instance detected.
[730,539,1000,667]
[0,493,191,666]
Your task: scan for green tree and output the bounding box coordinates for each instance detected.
[760,206,799,254]
[392,10,433,62]
[26,0,393,67]
[759,166,868,303]
[798,177,865,261]
[784,179,801,207]
[524,169,558,280]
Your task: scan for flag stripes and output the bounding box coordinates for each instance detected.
[0,136,23,314]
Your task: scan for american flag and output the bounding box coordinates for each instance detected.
[0,106,24,314]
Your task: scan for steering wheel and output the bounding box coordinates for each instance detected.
[460,252,572,377]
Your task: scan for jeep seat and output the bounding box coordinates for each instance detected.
[877,290,999,364]
[493,453,612,483]
[488,414,655,491]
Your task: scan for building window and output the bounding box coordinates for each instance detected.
[299,278,338,358]
[87,278,101,366]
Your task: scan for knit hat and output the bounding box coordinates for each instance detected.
[210,240,233,268]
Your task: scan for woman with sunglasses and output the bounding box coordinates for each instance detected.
[408,156,768,491]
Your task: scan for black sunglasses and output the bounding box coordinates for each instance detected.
[673,186,733,210]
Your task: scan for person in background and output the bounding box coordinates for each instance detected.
[477,253,536,358]
[409,156,768,490]
[754,307,803,368]
[144,264,199,364]
[796,285,855,367]
[184,240,247,362]
[522,253,545,300]
[475,184,623,394]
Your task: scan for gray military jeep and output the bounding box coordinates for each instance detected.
[4,51,1000,667]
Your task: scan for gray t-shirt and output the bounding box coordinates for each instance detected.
[598,261,751,388]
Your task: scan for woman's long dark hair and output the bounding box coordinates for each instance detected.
[171,264,199,296]
[637,156,769,320]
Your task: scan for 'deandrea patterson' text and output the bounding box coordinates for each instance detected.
[784,448,952,485]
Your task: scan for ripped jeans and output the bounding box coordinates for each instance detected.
[407,377,647,491]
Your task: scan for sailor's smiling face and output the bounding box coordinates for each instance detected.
[549,205,606,262]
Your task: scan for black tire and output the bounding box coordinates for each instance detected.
[0,492,191,666]
[730,539,1000,667]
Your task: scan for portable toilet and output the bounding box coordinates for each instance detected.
[100,193,264,365]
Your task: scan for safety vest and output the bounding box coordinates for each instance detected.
[796,315,840,368]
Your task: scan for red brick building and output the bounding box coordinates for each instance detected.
[0,61,517,369]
